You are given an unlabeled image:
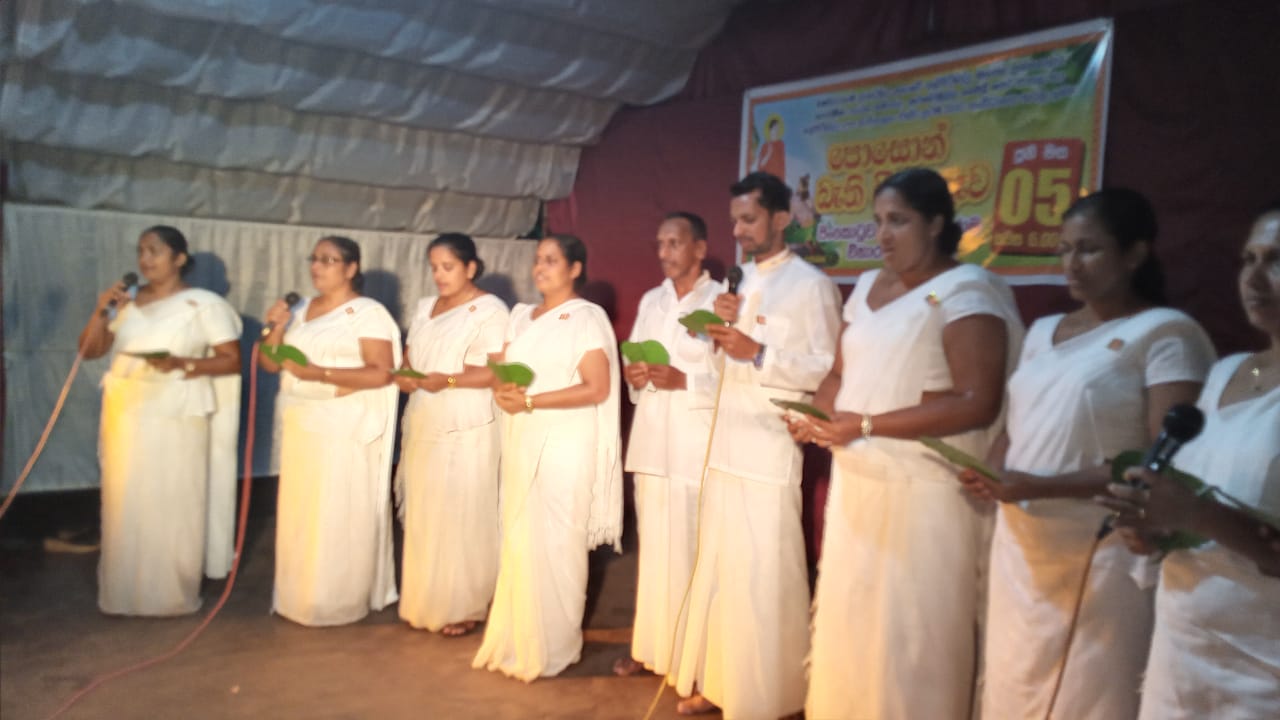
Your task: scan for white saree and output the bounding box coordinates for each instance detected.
[1139,354,1280,720]
[808,265,1024,720]
[984,308,1214,719]
[272,296,401,627]
[98,288,242,616]
[472,298,622,681]
[396,293,508,631]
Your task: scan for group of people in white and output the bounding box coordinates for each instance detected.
[80,167,1278,719]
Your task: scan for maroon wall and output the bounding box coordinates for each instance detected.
[546,0,1279,563]
[549,0,1280,354]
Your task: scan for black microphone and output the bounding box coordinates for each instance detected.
[1139,403,1205,474]
[260,292,302,338]
[726,265,743,295]
[1099,403,1205,538]
[101,272,139,315]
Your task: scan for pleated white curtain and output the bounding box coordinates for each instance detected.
[2,203,539,491]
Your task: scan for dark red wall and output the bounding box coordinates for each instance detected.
[549,0,1280,354]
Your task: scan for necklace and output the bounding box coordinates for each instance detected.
[1250,352,1279,392]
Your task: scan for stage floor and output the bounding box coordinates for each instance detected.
[0,490,689,719]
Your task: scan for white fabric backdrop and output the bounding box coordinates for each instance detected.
[2,203,539,492]
[0,0,741,233]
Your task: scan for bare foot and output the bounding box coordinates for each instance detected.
[676,694,719,715]
[440,621,478,637]
[611,656,646,677]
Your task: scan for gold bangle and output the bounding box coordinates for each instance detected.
[524,394,534,412]
[446,375,457,389]
[860,413,873,439]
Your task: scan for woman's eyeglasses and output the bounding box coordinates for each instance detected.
[307,255,346,266]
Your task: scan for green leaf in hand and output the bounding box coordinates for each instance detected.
[1109,450,1208,551]
[620,341,646,363]
[678,309,728,335]
[919,436,1000,481]
[125,350,171,360]
[488,360,535,387]
[771,398,831,422]
[263,343,309,367]
[392,368,427,379]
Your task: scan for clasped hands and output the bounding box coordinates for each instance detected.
[705,291,761,361]
[493,381,528,415]
[783,412,860,449]
[624,362,686,391]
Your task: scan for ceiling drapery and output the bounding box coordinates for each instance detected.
[0,0,739,236]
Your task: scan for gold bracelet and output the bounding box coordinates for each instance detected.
[446,375,457,389]
[860,413,873,439]
[524,394,534,412]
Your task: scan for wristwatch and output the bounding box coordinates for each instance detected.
[524,394,534,412]
[183,360,197,375]
[860,414,874,439]
[446,375,457,389]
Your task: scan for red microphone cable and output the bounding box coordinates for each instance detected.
[44,343,265,720]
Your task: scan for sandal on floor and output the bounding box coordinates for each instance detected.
[611,656,646,677]
[440,621,478,637]
[676,694,719,716]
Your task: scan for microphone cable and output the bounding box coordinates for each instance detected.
[44,343,265,719]
[640,354,728,720]
[1040,529,1104,720]
[0,353,86,521]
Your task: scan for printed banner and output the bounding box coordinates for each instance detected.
[740,19,1113,284]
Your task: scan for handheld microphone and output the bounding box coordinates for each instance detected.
[726,265,743,295]
[1099,403,1205,538]
[260,292,302,338]
[101,272,139,316]
[1139,403,1205,474]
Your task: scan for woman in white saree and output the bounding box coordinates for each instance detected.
[787,168,1024,719]
[260,236,401,627]
[1103,205,1280,719]
[957,189,1215,719]
[392,233,508,636]
[79,225,242,616]
[472,234,622,681]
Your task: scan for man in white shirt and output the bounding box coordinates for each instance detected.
[615,212,720,680]
[672,172,841,718]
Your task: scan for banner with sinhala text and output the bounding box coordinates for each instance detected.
[740,19,1113,284]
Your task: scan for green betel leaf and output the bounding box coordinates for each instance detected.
[620,341,646,363]
[488,361,535,387]
[678,309,727,335]
[770,398,831,422]
[1109,450,1208,551]
[1109,450,1207,494]
[125,350,171,360]
[639,339,670,365]
[392,368,427,379]
[919,436,1000,480]
[263,343,309,367]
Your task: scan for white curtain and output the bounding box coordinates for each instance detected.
[2,203,540,492]
[0,0,741,233]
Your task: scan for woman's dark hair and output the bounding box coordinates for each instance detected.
[320,235,365,293]
[545,234,588,291]
[1063,187,1166,305]
[141,224,194,276]
[429,232,485,280]
[873,168,962,256]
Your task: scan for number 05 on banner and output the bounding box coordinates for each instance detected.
[991,138,1085,256]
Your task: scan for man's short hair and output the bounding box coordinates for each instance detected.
[730,172,792,214]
